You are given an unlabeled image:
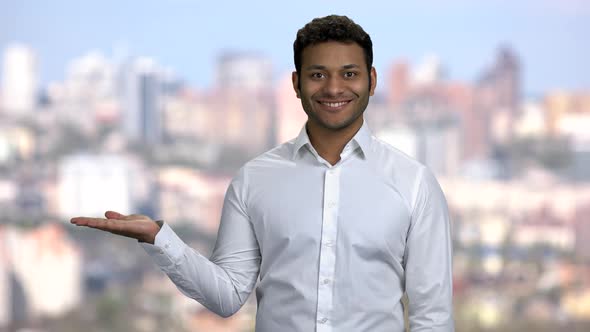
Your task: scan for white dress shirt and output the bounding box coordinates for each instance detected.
[142,120,454,331]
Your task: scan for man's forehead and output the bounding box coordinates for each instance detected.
[300,41,366,68]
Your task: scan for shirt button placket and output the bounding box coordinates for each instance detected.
[316,167,339,332]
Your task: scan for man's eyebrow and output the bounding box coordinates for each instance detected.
[304,64,327,71]
[304,64,361,70]
[342,64,360,69]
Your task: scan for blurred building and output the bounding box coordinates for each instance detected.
[544,91,590,180]
[440,176,590,221]
[158,167,231,233]
[0,123,35,167]
[212,52,275,154]
[0,223,82,327]
[138,272,255,332]
[474,46,521,150]
[58,52,119,126]
[0,226,9,327]
[513,207,575,252]
[121,58,181,145]
[401,83,463,176]
[57,153,150,218]
[514,101,547,138]
[574,204,590,261]
[544,91,590,136]
[275,72,307,144]
[417,118,461,176]
[163,91,214,143]
[481,47,520,111]
[412,54,446,87]
[375,124,417,159]
[216,52,272,91]
[0,44,38,114]
[364,94,394,133]
[375,117,461,177]
[387,60,410,108]
[385,57,477,165]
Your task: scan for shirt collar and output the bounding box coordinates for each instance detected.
[291,119,373,161]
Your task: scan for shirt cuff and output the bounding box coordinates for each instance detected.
[140,222,186,268]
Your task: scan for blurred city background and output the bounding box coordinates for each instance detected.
[1,1,589,331]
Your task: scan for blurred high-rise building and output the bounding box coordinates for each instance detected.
[121,58,179,145]
[213,52,275,154]
[488,47,520,112]
[0,44,38,114]
[475,46,521,149]
[387,60,410,108]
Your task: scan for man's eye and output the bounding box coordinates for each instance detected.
[344,72,357,78]
[311,73,325,79]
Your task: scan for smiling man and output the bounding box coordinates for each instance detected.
[71,15,454,331]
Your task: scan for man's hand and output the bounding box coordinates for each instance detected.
[70,211,161,244]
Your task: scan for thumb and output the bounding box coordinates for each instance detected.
[105,210,125,219]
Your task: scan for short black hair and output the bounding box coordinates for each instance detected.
[293,15,373,76]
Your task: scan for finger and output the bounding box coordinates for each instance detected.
[71,217,105,227]
[72,217,129,233]
[70,216,93,225]
[105,211,125,219]
[71,217,114,228]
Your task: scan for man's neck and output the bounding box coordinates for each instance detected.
[306,118,363,166]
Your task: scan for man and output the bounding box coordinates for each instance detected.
[71,15,454,331]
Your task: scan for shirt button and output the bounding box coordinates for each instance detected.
[324,240,333,247]
[322,278,331,285]
[318,318,328,324]
[164,244,170,249]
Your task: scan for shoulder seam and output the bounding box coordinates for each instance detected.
[410,166,426,220]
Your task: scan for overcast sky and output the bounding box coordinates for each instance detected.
[1,0,589,97]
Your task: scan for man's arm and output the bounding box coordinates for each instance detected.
[70,169,261,318]
[404,167,454,331]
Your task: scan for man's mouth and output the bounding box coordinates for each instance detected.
[317,100,352,109]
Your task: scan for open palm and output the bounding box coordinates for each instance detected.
[70,211,161,244]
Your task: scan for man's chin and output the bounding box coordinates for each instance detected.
[317,119,358,131]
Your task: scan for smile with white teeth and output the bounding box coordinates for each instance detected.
[320,101,350,107]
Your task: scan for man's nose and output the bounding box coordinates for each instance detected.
[323,76,345,96]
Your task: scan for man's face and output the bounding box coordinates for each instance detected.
[293,41,377,131]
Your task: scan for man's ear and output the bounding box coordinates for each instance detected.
[292,71,300,99]
[369,67,377,96]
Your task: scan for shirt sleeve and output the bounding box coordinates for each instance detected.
[140,168,261,317]
[404,166,454,331]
